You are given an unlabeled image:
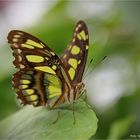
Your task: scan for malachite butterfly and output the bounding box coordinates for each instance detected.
[7,20,89,108]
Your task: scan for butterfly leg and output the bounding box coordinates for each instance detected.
[78,90,92,110]
[83,90,93,110]
[72,101,76,124]
[78,88,86,100]
[52,110,60,124]
[84,96,91,108]
[81,89,87,101]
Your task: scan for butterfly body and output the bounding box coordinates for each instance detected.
[8,21,89,108]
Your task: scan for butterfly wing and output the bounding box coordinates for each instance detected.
[61,21,89,85]
[12,69,64,107]
[8,30,68,107]
[8,30,59,70]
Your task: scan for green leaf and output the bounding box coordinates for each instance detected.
[0,100,98,140]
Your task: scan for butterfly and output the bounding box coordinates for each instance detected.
[7,20,89,108]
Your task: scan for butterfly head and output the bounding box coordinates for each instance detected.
[75,82,85,98]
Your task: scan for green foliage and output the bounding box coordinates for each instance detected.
[108,115,135,139]
[0,100,98,140]
[0,76,18,120]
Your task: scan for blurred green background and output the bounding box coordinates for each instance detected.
[0,0,140,139]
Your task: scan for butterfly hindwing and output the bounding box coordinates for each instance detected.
[61,21,89,84]
[12,69,46,106]
[12,69,63,107]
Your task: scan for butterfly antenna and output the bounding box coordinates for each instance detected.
[83,56,107,80]
[84,58,93,77]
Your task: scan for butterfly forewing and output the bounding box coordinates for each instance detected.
[12,69,46,106]
[8,30,59,71]
[61,21,89,85]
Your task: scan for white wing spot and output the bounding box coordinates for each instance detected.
[17,49,22,53]
[18,56,22,61]
[19,64,25,69]
[50,51,55,56]
[75,27,79,31]
[78,24,82,28]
